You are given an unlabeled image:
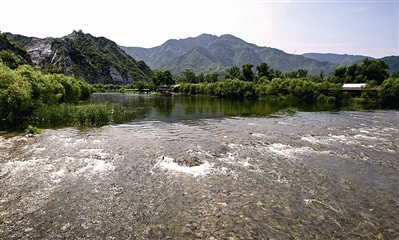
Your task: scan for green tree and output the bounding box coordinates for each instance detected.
[0,51,24,70]
[0,62,32,125]
[152,70,175,87]
[197,73,205,83]
[256,62,271,80]
[204,72,219,83]
[242,63,254,82]
[284,69,307,78]
[346,64,361,82]
[182,69,197,83]
[334,66,347,79]
[378,77,399,108]
[391,71,399,78]
[225,66,243,80]
[16,65,64,106]
[361,58,389,85]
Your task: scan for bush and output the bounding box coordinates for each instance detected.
[0,61,93,129]
[0,62,32,126]
[24,125,43,134]
[378,78,399,108]
[0,50,24,69]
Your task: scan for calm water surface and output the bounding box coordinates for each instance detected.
[1,93,398,239]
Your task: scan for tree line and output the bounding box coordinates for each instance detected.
[161,59,397,108]
[91,58,398,109]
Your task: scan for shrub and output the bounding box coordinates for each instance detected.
[0,62,32,126]
[24,125,43,134]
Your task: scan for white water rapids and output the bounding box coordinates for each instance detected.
[1,111,398,239]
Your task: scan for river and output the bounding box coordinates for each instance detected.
[1,93,398,239]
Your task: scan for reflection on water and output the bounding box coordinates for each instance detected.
[0,94,398,239]
[91,93,336,123]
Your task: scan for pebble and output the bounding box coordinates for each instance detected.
[195,232,203,238]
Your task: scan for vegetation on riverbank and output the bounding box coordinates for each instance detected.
[176,59,399,109]
[2,34,398,132]
[89,58,399,110]
[0,50,128,131]
[32,103,127,127]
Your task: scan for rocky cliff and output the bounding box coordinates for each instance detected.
[5,31,153,84]
[0,34,33,65]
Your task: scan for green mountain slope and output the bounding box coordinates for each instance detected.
[381,55,399,73]
[0,34,33,65]
[121,34,218,70]
[302,53,399,74]
[5,31,153,84]
[120,34,339,76]
[301,53,370,65]
[165,46,227,74]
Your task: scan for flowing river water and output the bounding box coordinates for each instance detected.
[1,94,398,239]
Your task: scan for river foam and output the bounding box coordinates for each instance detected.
[152,155,213,177]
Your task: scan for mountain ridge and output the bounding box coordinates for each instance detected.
[301,53,371,65]
[118,34,340,76]
[120,33,399,76]
[4,31,153,84]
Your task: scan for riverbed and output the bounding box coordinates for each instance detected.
[1,94,398,239]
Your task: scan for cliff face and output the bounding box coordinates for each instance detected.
[0,34,33,65]
[5,31,153,84]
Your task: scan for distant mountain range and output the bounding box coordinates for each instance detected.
[301,53,370,65]
[2,31,398,84]
[120,34,336,76]
[120,33,399,76]
[4,31,153,84]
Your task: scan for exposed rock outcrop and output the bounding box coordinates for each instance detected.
[5,31,153,84]
[0,34,33,65]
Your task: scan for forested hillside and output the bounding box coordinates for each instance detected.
[301,53,369,65]
[120,34,337,76]
[121,34,399,77]
[5,31,153,84]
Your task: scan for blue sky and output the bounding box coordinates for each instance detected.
[1,0,398,58]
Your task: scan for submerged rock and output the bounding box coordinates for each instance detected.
[174,156,204,167]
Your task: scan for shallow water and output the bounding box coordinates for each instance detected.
[1,94,398,239]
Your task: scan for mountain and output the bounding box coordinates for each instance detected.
[165,45,226,73]
[120,34,338,76]
[301,53,370,65]
[0,34,33,65]
[380,55,399,73]
[4,31,153,84]
[302,53,399,74]
[121,34,218,70]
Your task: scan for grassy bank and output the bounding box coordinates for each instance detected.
[32,103,128,127]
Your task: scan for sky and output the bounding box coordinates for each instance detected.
[1,0,398,58]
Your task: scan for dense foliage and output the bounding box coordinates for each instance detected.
[176,59,399,108]
[0,51,93,129]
